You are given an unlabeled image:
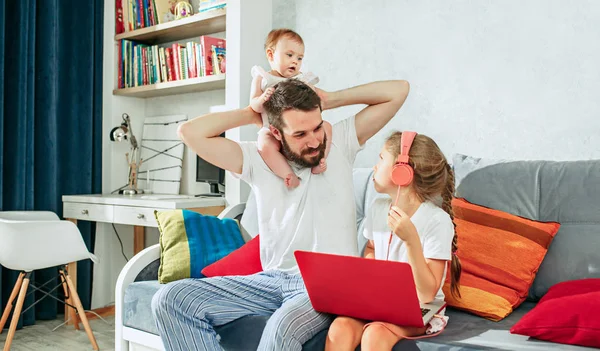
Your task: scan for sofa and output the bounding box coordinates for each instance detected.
[115,155,600,351]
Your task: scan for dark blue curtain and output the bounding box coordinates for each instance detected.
[0,0,103,327]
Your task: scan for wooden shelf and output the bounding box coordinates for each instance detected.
[115,9,226,44]
[113,75,225,98]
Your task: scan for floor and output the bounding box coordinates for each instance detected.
[0,315,115,351]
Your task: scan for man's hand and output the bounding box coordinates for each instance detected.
[317,80,409,145]
[311,86,329,110]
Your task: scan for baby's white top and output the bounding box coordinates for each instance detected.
[251,65,320,127]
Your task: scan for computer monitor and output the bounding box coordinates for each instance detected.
[195,132,225,197]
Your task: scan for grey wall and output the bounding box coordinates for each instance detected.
[272,0,600,167]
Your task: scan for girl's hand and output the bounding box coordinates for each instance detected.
[388,206,419,244]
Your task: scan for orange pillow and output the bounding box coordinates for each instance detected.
[442,198,560,321]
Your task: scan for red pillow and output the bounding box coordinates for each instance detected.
[201,235,262,277]
[510,279,600,348]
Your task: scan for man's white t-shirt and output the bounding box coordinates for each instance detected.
[363,198,454,303]
[233,116,362,274]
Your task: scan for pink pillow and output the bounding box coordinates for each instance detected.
[201,235,262,277]
[510,278,600,348]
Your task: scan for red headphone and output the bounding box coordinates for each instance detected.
[390,131,417,187]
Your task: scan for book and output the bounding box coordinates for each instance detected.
[198,0,226,13]
[199,36,225,76]
[154,0,177,24]
[212,46,226,75]
[165,47,174,81]
[116,0,125,34]
[159,47,168,82]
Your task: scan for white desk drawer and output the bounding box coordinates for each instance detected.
[113,206,163,227]
[63,203,114,222]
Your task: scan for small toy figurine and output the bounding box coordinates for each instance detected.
[175,1,193,19]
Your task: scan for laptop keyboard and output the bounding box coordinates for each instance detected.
[421,308,431,317]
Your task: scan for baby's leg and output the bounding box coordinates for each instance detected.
[325,316,365,351]
[257,128,300,189]
[311,121,333,175]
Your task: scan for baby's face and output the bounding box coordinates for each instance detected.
[269,38,305,78]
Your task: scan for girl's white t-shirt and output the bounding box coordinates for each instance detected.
[363,198,455,303]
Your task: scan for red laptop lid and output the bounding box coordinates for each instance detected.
[295,250,426,327]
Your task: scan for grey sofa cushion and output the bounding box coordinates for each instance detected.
[134,259,160,282]
[453,154,600,300]
[124,280,161,335]
[124,280,591,350]
[407,303,592,351]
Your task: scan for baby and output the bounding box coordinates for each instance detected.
[250,28,332,189]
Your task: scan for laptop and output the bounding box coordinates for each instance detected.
[294,250,446,328]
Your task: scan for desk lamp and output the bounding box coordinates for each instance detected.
[109,113,144,195]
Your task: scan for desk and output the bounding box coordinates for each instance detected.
[61,194,226,327]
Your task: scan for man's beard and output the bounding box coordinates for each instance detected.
[280,133,327,168]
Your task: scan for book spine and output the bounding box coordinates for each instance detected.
[117,40,123,88]
[165,47,174,81]
[159,47,168,82]
[186,42,196,78]
[116,0,125,34]
[172,44,180,80]
[152,45,163,83]
[137,0,144,28]
[180,47,187,80]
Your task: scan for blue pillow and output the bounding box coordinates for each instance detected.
[155,209,245,283]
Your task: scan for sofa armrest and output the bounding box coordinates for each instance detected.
[218,203,246,220]
[115,244,160,351]
[114,203,248,351]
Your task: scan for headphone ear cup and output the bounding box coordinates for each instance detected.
[391,163,414,187]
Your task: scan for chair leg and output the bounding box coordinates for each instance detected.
[3,272,30,351]
[59,269,79,330]
[0,272,25,334]
[64,273,99,351]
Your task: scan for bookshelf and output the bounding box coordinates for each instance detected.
[113,8,227,98]
[114,8,226,45]
[105,0,272,207]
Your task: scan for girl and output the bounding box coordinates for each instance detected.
[250,28,332,189]
[325,131,462,351]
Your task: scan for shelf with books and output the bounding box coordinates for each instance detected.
[113,74,225,98]
[115,8,226,45]
[115,34,226,97]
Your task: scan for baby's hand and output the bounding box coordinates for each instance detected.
[251,87,275,114]
[261,87,274,103]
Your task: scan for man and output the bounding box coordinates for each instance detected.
[152,78,410,350]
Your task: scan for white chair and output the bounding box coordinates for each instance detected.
[0,211,99,351]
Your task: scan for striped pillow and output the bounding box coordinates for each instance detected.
[155,209,245,284]
[442,198,560,321]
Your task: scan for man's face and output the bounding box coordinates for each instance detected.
[271,108,326,168]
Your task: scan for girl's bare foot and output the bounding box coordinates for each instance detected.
[311,158,327,174]
[285,173,300,189]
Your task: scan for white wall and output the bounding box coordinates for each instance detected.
[273,0,600,168]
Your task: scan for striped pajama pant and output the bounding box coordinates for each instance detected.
[151,270,333,351]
